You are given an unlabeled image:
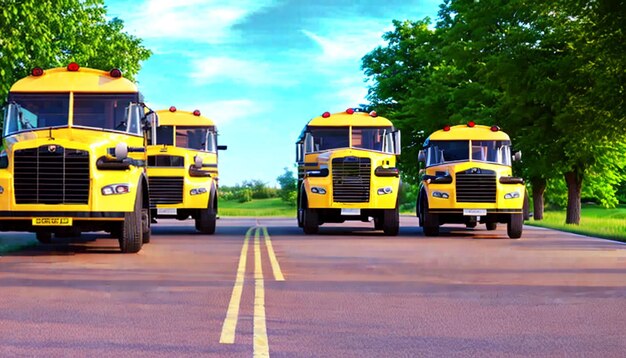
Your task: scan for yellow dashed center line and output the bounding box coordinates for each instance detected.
[220,225,283,357]
[219,226,253,344]
[254,227,270,357]
[262,226,285,281]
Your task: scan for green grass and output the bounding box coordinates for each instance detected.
[219,198,296,217]
[526,205,626,242]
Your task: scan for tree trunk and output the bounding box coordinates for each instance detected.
[564,170,583,225]
[531,177,547,221]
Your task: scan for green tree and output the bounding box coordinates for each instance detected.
[363,0,626,224]
[0,0,151,99]
[276,167,297,205]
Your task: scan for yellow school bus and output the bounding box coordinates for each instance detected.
[0,63,153,252]
[295,108,402,235]
[147,107,225,233]
[416,122,526,238]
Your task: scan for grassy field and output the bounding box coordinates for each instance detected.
[219,198,297,217]
[526,205,626,242]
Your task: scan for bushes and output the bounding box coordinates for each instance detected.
[219,180,278,203]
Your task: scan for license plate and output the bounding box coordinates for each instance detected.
[157,208,177,215]
[463,209,487,216]
[341,208,361,216]
[32,217,72,226]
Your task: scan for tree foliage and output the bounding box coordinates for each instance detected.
[0,0,151,99]
[276,167,297,205]
[362,0,626,224]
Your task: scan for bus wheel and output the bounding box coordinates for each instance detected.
[486,222,497,231]
[507,213,523,239]
[141,208,151,243]
[196,206,217,234]
[422,198,439,237]
[373,217,383,230]
[36,232,53,244]
[118,191,143,253]
[302,207,318,235]
[382,208,399,236]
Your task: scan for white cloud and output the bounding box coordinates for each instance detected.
[142,99,265,125]
[189,99,269,125]
[118,0,278,44]
[189,56,300,87]
[301,21,393,64]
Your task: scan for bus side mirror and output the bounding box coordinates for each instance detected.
[418,150,426,164]
[115,143,128,160]
[513,151,522,162]
[145,111,157,127]
[394,130,401,155]
[217,145,227,150]
[194,155,203,168]
[304,133,314,153]
[296,143,303,162]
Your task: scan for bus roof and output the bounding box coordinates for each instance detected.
[425,124,511,145]
[156,109,216,127]
[307,111,393,127]
[9,66,138,93]
[297,110,394,141]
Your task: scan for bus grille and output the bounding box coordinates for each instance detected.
[149,176,184,205]
[14,146,90,204]
[455,169,497,203]
[332,157,371,203]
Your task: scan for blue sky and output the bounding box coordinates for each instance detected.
[104,0,441,186]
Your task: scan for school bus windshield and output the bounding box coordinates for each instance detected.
[4,93,68,134]
[307,126,394,152]
[425,140,512,166]
[155,125,215,152]
[5,93,139,135]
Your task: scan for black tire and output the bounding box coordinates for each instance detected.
[302,207,319,235]
[196,207,217,234]
[196,188,217,234]
[36,232,53,244]
[507,213,523,239]
[118,189,143,253]
[486,222,497,231]
[297,189,304,228]
[421,196,439,236]
[141,208,151,243]
[374,217,383,230]
[382,208,399,236]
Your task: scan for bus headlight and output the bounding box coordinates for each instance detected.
[311,187,326,195]
[101,184,130,195]
[190,187,208,195]
[377,186,393,195]
[432,191,449,199]
[504,191,520,199]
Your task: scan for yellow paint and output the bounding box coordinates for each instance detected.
[1,66,147,236]
[254,227,270,357]
[147,109,221,214]
[219,227,252,344]
[307,111,393,127]
[262,227,285,281]
[296,110,401,216]
[10,66,138,93]
[421,124,525,211]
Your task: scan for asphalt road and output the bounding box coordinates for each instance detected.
[1,217,625,357]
